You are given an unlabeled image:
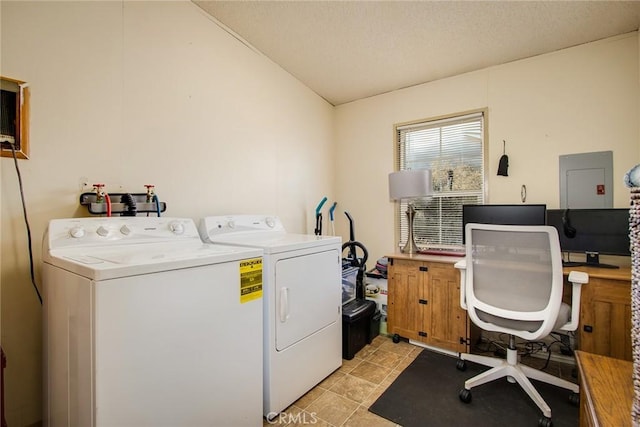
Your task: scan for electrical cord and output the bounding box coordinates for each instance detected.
[475,332,573,372]
[5,142,43,304]
[473,338,506,355]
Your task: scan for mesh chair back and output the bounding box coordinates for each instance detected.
[464,224,564,340]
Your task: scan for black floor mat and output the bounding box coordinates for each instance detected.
[368,350,578,427]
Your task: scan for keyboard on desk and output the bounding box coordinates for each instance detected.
[417,248,466,257]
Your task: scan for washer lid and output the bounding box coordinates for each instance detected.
[200,214,341,253]
[45,241,262,281]
[206,232,340,254]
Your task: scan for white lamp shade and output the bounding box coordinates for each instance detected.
[389,170,433,200]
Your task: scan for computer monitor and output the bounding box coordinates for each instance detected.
[462,204,547,243]
[546,208,630,269]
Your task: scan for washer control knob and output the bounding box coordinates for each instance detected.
[69,226,85,238]
[169,221,184,235]
[96,226,109,237]
[227,220,235,229]
[120,225,132,235]
[265,217,276,228]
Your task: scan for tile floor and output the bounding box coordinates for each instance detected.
[263,335,416,427]
[263,334,577,427]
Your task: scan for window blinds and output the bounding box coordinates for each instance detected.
[396,112,484,247]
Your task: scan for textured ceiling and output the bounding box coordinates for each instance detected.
[194,1,640,106]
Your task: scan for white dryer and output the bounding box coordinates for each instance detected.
[42,217,264,427]
[199,215,342,419]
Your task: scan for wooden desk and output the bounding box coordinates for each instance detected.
[575,350,634,427]
[386,254,632,359]
[563,266,632,360]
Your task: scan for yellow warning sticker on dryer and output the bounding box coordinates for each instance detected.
[240,257,263,303]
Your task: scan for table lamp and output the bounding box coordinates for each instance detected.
[388,170,433,254]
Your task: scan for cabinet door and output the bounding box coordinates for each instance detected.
[388,259,423,341]
[425,262,467,352]
[579,277,631,360]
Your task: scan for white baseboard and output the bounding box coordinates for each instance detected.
[404,337,575,365]
[408,340,459,357]
[528,350,576,365]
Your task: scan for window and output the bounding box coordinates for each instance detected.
[394,110,485,248]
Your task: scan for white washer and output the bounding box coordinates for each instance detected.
[199,215,342,419]
[42,217,264,427]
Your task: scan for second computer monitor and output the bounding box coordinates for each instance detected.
[546,208,630,268]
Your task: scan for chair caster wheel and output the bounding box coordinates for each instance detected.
[538,416,552,427]
[568,392,579,406]
[459,388,472,403]
[392,334,400,343]
[456,359,467,371]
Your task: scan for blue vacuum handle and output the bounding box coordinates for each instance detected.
[329,202,337,221]
[315,197,327,215]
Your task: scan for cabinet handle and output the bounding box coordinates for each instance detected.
[419,266,428,272]
[419,299,428,305]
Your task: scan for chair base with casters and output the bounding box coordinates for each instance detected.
[456,335,579,427]
[454,224,589,427]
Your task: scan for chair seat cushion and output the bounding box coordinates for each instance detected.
[477,302,571,335]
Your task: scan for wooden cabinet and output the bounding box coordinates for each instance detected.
[566,266,632,361]
[387,254,472,353]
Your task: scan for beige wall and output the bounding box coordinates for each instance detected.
[334,32,640,263]
[0,2,334,425]
[2,2,640,425]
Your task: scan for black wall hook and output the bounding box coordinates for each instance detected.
[497,139,509,176]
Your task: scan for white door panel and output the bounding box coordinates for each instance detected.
[275,250,340,351]
[94,263,262,426]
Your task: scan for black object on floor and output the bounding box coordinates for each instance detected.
[369,350,578,427]
[342,299,377,360]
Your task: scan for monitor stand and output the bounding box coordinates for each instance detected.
[562,261,583,268]
[585,252,619,269]
[562,252,619,269]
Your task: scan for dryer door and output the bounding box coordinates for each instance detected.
[275,249,340,351]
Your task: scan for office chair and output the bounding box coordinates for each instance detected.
[454,223,588,427]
